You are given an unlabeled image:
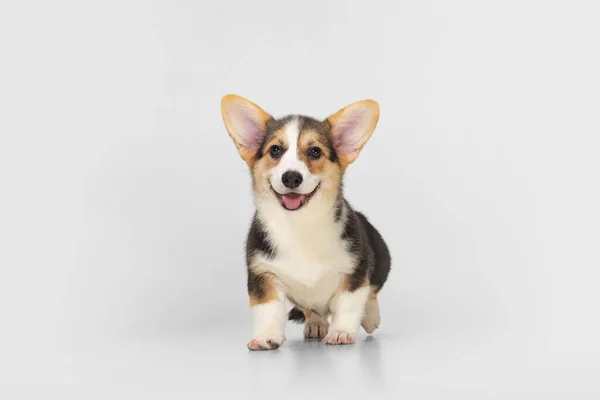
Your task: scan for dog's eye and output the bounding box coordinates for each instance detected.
[307,147,322,160]
[269,145,282,159]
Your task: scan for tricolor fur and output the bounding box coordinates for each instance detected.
[221,95,391,350]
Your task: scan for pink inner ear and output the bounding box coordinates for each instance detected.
[333,109,368,154]
[231,105,266,150]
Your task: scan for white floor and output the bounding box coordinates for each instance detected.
[3,307,598,399]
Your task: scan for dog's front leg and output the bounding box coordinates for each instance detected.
[247,271,285,351]
[324,285,370,345]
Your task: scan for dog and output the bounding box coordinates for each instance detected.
[220,95,391,350]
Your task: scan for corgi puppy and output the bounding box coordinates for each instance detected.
[221,95,391,350]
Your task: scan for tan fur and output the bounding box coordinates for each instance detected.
[250,128,289,197]
[247,272,279,307]
[316,161,342,203]
[297,129,334,167]
[297,129,343,203]
[339,272,369,293]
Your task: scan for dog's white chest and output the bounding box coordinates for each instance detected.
[270,245,352,311]
[257,206,355,313]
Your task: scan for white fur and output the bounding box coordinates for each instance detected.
[269,118,320,196]
[251,288,285,344]
[254,186,354,317]
[328,285,370,334]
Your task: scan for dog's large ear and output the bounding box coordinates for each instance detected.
[221,94,272,164]
[326,99,380,168]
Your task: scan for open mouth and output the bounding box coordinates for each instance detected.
[271,184,320,211]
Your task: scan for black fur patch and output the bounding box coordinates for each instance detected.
[356,212,391,292]
[334,185,345,222]
[287,307,305,323]
[340,204,391,293]
[245,214,276,262]
[245,215,277,301]
[247,269,272,303]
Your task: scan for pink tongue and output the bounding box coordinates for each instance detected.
[282,194,304,210]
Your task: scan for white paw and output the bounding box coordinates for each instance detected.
[361,316,380,334]
[247,331,285,351]
[361,310,380,334]
[361,298,380,334]
[323,329,355,345]
[304,321,329,339]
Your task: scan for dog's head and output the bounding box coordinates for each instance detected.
[221,95,379,212]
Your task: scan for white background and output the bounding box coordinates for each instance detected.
[1,0,599,397]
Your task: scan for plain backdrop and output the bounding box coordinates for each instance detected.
[1,0,599,397]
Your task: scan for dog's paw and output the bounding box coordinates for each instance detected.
[323,329,355,345]
[247,329,285,351]
[361,310,380,334]
[361,297,380,334]
[304,321,329,339]
[361,317,380,334]
[247,334,285,351]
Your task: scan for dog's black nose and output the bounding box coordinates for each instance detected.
[282,170,303,189]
